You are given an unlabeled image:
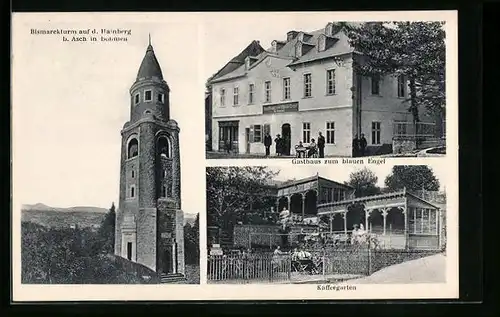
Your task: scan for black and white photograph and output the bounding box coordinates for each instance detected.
[13,16,202,287]
[12,11,458,302]
[205,20,446,159]
[206,164,447,284]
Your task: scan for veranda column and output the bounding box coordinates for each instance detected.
[402,206,408,249]
[381,208,388,235]
[287,195,291,211]
[301,193,306,220]
[435,208,439,235]
[329,214,333,233]
[343,212,347,234]
[275,198,280,213]
[365,209,371,231]
[413,207,417,234]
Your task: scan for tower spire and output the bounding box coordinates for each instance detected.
[148,33,151,46]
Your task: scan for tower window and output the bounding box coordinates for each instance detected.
[158,136,171,158]
[127,138,139,159]
[158,93,165,103]
[131,170,135,178]
[134,93,140,105]
[130,185,136,198]
[161,185,167,197]
[144,90,152,102]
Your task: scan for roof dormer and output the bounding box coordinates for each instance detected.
[244,56,259,70]
[297,31,313,43]
[294,41,315,58]
[287,30,299,42]
[317,34,339,52]
[325,22,334,36]
[271,40,286,53]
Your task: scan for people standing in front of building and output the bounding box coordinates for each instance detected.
[264,132,272,157]
[352,134,360,157]
[317,132,325,158]
[359,133,367,157]
[225,137,232,154]
[275,134,282,156]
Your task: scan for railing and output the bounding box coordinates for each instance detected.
[207,247,440,284]
[393,121,436,138]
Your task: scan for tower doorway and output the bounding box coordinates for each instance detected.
[245,128,250,153]
[127,242,132,260]
[281,123,291,156]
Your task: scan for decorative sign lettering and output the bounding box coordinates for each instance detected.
[262,102,299,114]
[270,69,281,78]
[218,120,239,127]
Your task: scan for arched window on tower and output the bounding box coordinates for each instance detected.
[128,138,139,159]
[161,185,167,198]
[157,136,171,158]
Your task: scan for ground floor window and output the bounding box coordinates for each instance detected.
[302,122,311,143]
[252,125,262,142]
[371,121,381,145]
[326,121,335,144]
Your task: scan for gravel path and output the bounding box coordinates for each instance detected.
[349,253,446,284]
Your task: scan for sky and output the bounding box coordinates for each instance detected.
[12,12,453,212]
[270,161,447,190]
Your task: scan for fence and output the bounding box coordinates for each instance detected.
[207,247,440,284]
[393,121,436,138]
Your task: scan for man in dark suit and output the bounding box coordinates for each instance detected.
[359,133,368,157]
[264,132,272,157]
[352,134,360,157]
[317,132,325,158]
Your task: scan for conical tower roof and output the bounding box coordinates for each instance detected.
[136,41,164,81]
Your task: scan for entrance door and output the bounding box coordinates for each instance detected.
[245,128,250,153]
[126,242,132,260]
[281,124,291,156]
[164,245,173,274]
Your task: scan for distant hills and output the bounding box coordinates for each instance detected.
[21,203,198,229]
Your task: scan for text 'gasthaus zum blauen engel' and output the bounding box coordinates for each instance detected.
[30,28,132,42]
[292,158,386,165]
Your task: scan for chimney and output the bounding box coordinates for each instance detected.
[287,31,298,42]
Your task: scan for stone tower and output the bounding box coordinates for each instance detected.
[115,40,185,280]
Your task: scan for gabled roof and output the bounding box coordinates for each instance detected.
[277,174,354,190]
[207,40,265,84]
[207,22,362,84]
[136,44,164,81]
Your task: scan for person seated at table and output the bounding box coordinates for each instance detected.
[307,139,318,158]
[294,141,306,158]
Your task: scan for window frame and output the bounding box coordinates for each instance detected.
[283,77,291,100]
[371,75,380,95]
[134,93,140,105]
[264,81,272,103]
[253,124,263,143]
[144,89,153,102]
[371,121,381,145]
[303,73,312,98]
[326,121,335,144]
[302,122,311,143]
[326,69,336,95]
[248,83,255,104]
[220,88,226,107]
[233,86,239,106]
[158,92,165,103]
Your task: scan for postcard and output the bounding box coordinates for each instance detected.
[12,10,458,301]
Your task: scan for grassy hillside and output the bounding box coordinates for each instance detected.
[22,210,105,229]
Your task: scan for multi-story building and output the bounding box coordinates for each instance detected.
[208,22,441,157]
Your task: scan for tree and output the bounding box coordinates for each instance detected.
[345,167,382,197]
[347,22,445,122]
[206,167,279,228]
[95,203,116,254]
[384,165,440,192]
[184,214,199,265]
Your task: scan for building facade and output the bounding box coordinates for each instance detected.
[209,22,440,157]
[114,42,185,280]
